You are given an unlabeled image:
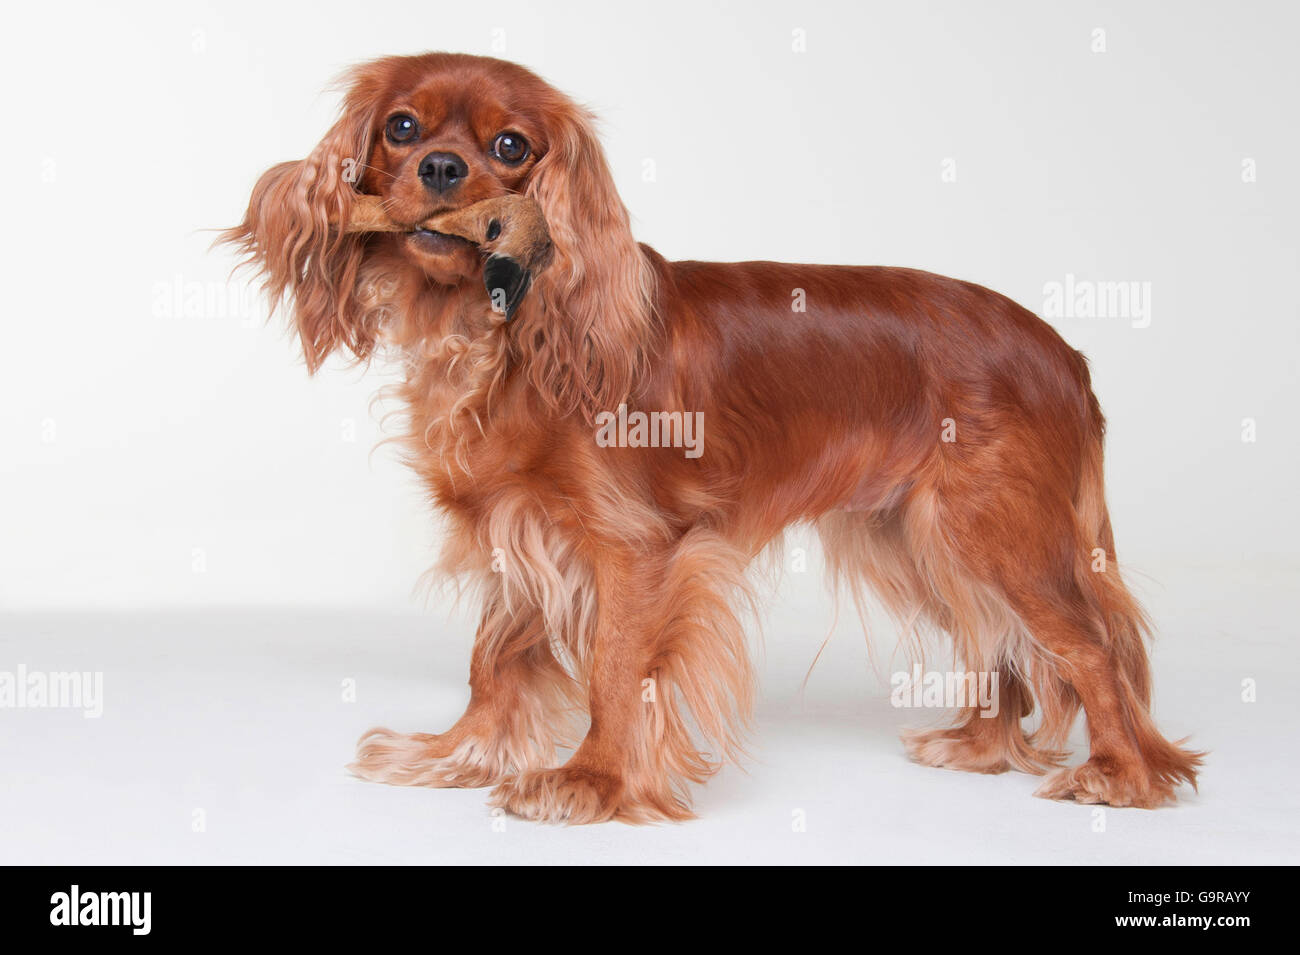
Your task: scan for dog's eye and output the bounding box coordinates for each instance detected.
[385,114,419,144]
[491,132,529,165]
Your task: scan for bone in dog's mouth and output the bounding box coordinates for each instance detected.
[406,227,474,254]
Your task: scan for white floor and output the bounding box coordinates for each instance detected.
[1,563,1296,865]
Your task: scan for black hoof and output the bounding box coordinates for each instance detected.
[483,254,532,320]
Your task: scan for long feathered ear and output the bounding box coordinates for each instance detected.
[520,102,654,417]
[220,75,382,372]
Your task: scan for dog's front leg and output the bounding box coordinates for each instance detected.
[490,529,753,824]
[350,592,577,789]
[489,548,664,823]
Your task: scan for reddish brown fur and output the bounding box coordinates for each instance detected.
[222,52,1201,823]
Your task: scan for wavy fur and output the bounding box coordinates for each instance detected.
[223,53,1200,823]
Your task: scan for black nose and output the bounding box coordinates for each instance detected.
[418,151,468,194]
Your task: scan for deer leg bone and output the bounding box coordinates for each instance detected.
[344,194,552,320]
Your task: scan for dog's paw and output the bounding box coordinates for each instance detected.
[902,727,1014,774]
[489,767,626,824]
[902,725,1065,775]
[1034,757,1175,809]
[348,727,506,789]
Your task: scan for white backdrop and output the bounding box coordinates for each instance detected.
[1,0,1296,610]
[1,0,1298,866]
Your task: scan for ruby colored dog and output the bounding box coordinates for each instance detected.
[224,53,1200,823]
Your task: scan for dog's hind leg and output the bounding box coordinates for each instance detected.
[913,429,1201,807]
[818,509,1064,774]
[902,668,1066,774]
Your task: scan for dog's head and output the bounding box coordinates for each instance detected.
[225,53,651,413]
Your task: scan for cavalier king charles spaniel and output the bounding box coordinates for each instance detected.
[224,52,1200,823]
